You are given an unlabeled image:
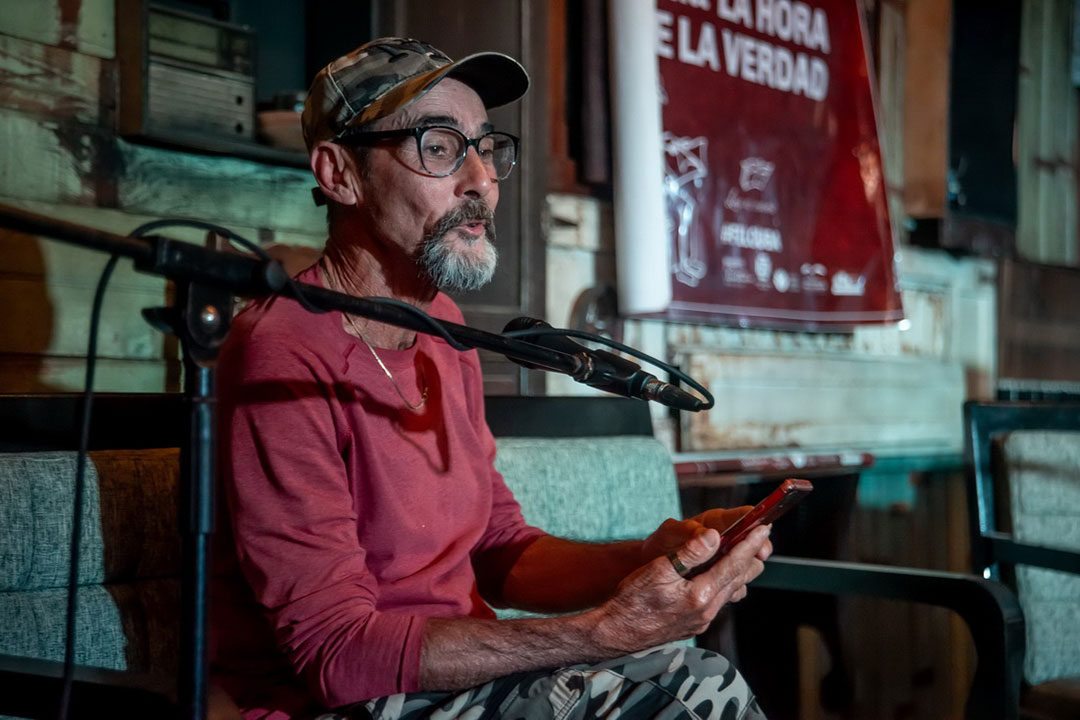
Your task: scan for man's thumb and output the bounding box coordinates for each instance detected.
[676,529,720,577]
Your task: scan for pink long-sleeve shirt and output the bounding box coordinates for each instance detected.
[211,265,545,718]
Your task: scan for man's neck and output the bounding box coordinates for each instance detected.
[321,225,437,351]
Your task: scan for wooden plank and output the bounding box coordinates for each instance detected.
[999,257,1080,384]
[0,33,111,126]
[0,104,324,236]
[0,275,169,359]
[1017,0,1078,266]
[679,352,965,453]
[901,0,950,218]
[0,213,170,362]
[0,108,97,205]
[3,197,327,254]
[115,139,325,234]
[0,354,174,393]
[0,0,114,59]
[0,201,328,365]
[2,224,162,292]
[876,0,905,237]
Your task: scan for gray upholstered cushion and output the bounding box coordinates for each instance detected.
[0,437,681,671]
[0,450,180,591]
[0,586,128,670]
[0,450,181,675]
[1002,430,1080,685]
[491,435,680,623]
[0,453,107,591]
[494,435,680,543]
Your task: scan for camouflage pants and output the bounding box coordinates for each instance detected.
[345,643,765,720]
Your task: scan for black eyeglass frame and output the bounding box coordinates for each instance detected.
[338,125,521,181]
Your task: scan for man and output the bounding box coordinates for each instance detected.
[212,37,772,720]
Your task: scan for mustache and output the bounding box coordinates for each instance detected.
[429,199,495,238]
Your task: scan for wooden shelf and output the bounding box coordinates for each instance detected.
[125,129,309,169]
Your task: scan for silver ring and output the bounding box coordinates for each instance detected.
[667,551,690,577]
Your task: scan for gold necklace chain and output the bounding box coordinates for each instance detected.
[321,261,428,410]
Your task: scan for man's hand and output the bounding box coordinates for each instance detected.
[420,517,772,691]
[641,506,771,564]
[589,524,772,653]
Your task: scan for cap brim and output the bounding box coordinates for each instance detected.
[442,52,530,110]
[348,51,529,128]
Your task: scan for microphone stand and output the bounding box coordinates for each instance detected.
[0,203,583,720]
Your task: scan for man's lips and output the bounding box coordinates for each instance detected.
[455,221,488,238]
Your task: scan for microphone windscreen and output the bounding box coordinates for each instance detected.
[502,316,547,334]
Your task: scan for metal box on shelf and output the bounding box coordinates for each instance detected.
[118,2,256,142]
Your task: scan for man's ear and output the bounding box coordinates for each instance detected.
[310,141,362,206]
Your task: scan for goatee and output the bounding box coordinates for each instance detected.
[417,199,498,293]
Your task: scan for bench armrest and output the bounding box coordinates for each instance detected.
[0,654,174,719]
[983,532,1080,575]
[754,556,1025,720]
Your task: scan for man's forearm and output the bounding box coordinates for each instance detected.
[419,611,616,691]
[422,524,773,694]
[499,535,645,613]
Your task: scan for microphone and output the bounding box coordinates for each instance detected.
[502,317,705,412]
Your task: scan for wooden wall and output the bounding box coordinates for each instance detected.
[1016,0,1079,267]
[0,0,550,395]
[0,0,326,393]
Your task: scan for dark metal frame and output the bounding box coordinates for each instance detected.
[963,400,1080,580]
[753,556,1023,719]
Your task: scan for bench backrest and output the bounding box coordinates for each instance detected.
[0,394,675,671]
[0,449,181,675]
[1,394,186,679]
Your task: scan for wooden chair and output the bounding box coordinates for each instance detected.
[965,401,1080,719]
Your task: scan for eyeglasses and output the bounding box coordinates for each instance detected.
[340,125,520,181]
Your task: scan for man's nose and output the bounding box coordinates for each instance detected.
[455,146,493,198]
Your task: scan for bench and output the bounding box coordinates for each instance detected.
[0,393,1025,719]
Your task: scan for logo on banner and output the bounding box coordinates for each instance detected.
[754,252,772,284]
[725,156,779,215]
[664,132,711,287]
[772,268,792,293]
[800,263,828,294]
[831,271,866,296]
[739,157,774,192]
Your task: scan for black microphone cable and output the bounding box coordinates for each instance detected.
[57,217,269,720]
[502,324,715,410]
[57,251,118,720]
[56,217,475,720]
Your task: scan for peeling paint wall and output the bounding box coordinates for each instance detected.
[0,1,326,392]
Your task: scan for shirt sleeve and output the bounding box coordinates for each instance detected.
[219,323,425,707]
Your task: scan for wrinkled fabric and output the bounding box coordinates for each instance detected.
[348,643,765,720]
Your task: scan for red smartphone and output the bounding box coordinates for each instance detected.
[690,478,813,576]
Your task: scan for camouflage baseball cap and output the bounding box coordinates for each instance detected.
[301,37,529,151]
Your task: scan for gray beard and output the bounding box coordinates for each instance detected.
[417,201,498,293]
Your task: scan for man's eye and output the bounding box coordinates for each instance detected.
[423,143,449,158]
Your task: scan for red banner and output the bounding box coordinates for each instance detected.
[656,0,903,328]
